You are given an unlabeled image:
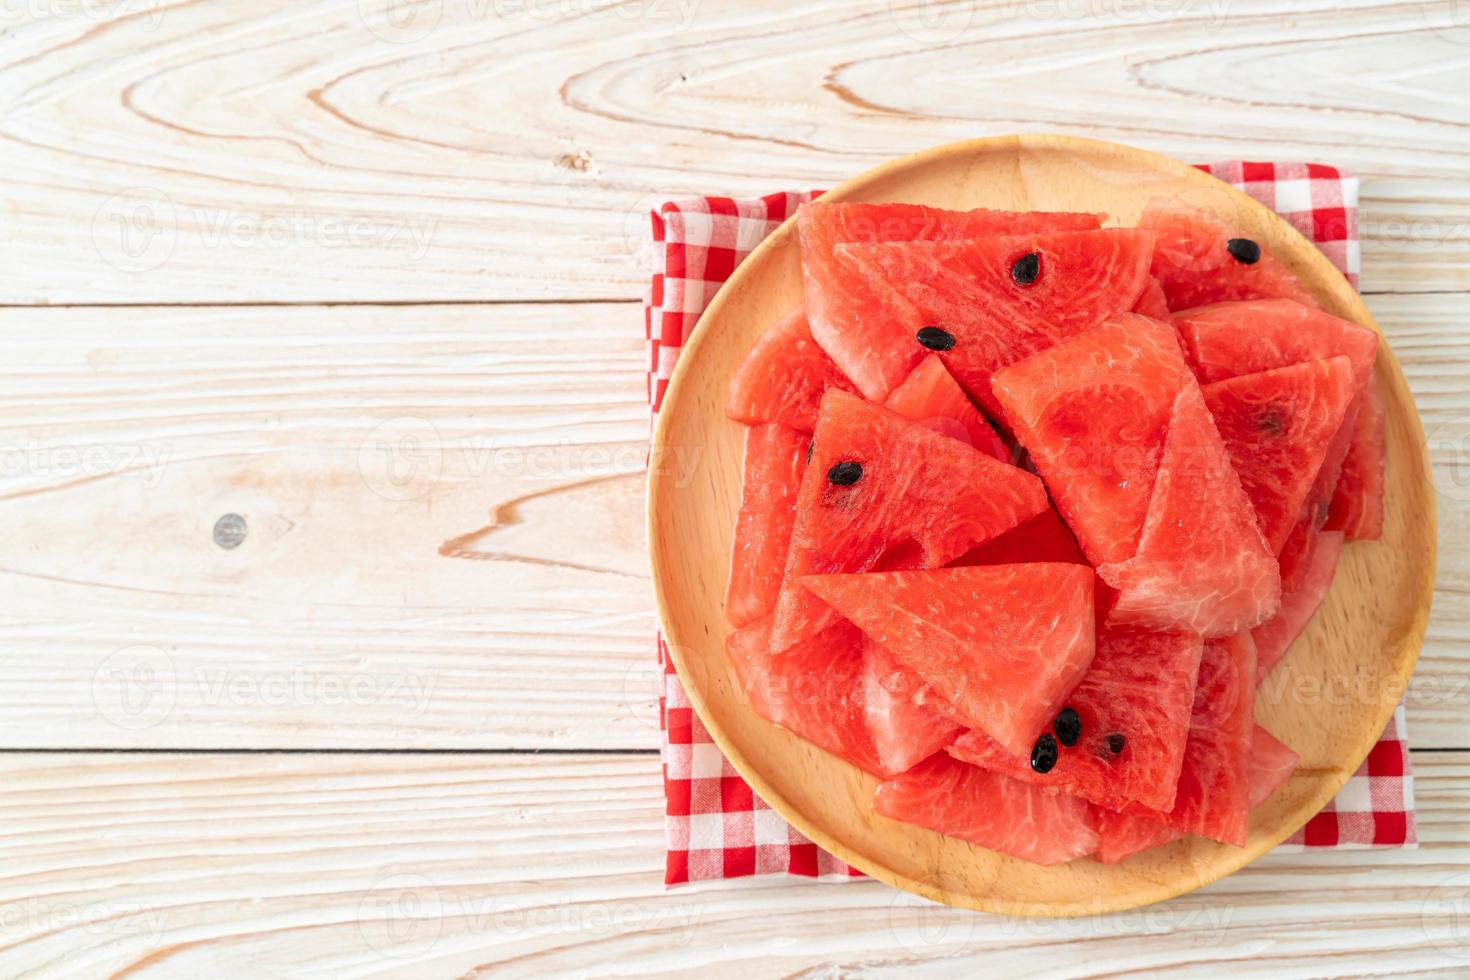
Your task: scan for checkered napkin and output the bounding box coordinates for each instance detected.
[645,165,1416,885]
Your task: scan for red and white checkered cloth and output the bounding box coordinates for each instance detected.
[645,164,1416,885]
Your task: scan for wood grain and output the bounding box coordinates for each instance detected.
[648,134,1436,914]
[0,0,1466,303]
[0,750,1463,976]
[0,302,662,749]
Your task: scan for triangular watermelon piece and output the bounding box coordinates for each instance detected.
[725,615,890,776]
[726,307,858,432]
[884,354,1008,459]
[952,507,1087,566]
[1098,384,1281,637]
[1254,529,1345,682]
[770,390,1048,650]
[1201,357,1358,553]
[836,229,1156,413]
[1176,299,1378,388]
[798,203,1104,400]
[1141,198,1319,311]
[1326,375,1386,540]
[874,754,1098,866]
[1094,723,1297,863]
[948,625,1204,813]
[862,639,964,775]
[1130,276,1172,321]
[725,424,807,628]
[800,564,1096,757]
[990,314,1194,566]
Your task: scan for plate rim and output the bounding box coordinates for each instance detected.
[646,132,1436,916]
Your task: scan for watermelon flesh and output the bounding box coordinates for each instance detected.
[725,616,888,777]
[801,564,1096,758]
[726,424,807,628]
[884,354,1009,459]
[948,626,1204,813]
[1099,383,1281,637]
[1254,529,1345,681]
[1140,198,1319,311]
[798,203,1104,400]
[1176,299,1379,389]
[836,229,1156,413]
[874,754,1098,866]
[1201,357,1359,553]
[862,639,964,775]
[1326,375,1386,539]
[991,314,1193,566]
[1094,724,1297,863]
[770,390,1048,650]
[726,307,858,433]
[1131,276,1172,321]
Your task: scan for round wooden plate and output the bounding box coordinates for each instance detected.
[646,134,1435,916]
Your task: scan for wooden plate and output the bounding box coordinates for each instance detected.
[646,134,1435,916]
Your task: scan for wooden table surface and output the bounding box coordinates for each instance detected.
[0,1,1466,974]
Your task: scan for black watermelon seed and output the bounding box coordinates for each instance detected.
[1011,251,1041,286]
[806,441,814,464]
[1106,732,1126,755]
[827,461,862,486]
[916,326,956,351]
[1055,707,1082,747]
[1226,237,1262,265]
[1257,408,1286,438]
[1030,732,1059,774]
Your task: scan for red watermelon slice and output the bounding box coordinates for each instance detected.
[1098,383,1281,637]
[949,626,1204,813]
[874,754,1098,866]
[770,390,1048,650]
[725,616,888,776]
[726,423,807,628]
[1254,529,1345,681]
[801,564,1096,757]
[862,639,964,775]
[835,229,1156,413]
[1131,276,1172,321]
[991,314,1193,566]
[1141,198,1319,311]
[884,354,1008,459]
[1326,375,1386,539]
[726,307,858,432]
[798,203,1104,399]
[1201,357,1358,553]
[1094,723,1297,863]
[1175,299,1378,388]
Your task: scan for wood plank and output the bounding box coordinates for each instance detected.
[0,750,1463,976]
[0,302,661,749]
[0,0,1466,303]
[1,294,1464,750]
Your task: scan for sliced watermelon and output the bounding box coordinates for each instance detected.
[1254,529,1345,681]
[800,564,1096,757]
[1327,375,1386,539]
[862,639,964,775]
[725,616,888,776]
[770,390,1048,650]
[949,626,1204,813]
[1175,299,1378,388]
[991,314,1193,566]
[1201,357,1358,553]
[836,229,1156,413]
[1141,198,1319,311]
[726,307,858,432]
[798,203,1104,400]
[1130,276,1172,321]
[726,424,807,628]
[1098,384,1281,637]
[884,354,1008,459]
[1094,723,1297,863]
[874,754,1098,865]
